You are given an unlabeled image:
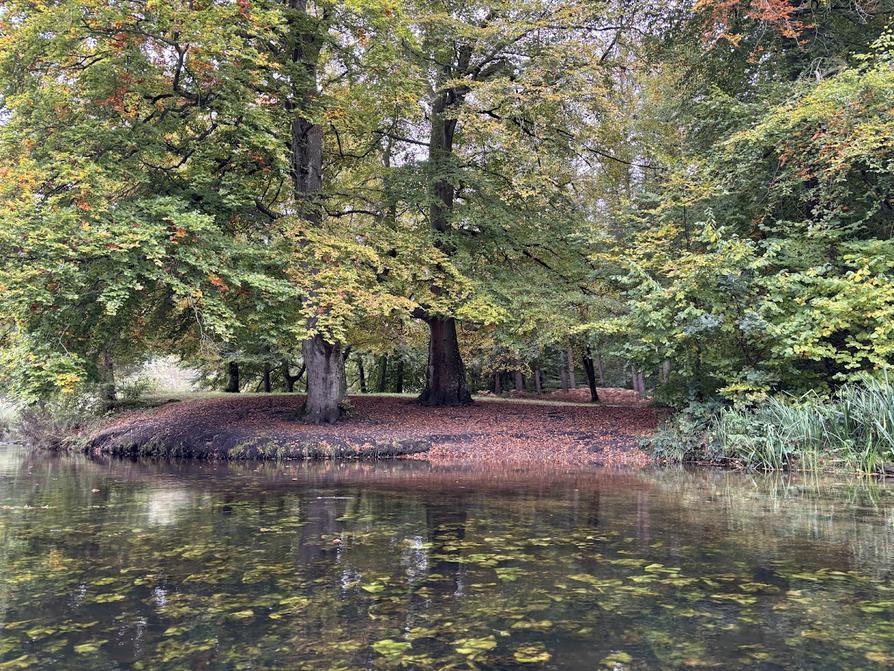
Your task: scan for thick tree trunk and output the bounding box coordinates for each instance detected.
[418,317,471,406]
[514,370,525,393]
[293,113,344,421]
[533,366,543,394]
[284,1,346,422]
[376,355,388,393]
[263,363,272,393]
[582,348,600,403]
[301,335,345,424]
[225,361,240,393]
[418,80,472,406]
[356,354,367,394]
[494,372,502,395]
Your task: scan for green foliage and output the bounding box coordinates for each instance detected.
[0,0,892,443]
[650,376,894,474]
[619,28,894,404]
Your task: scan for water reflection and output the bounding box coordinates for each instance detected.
[0,446,892,669]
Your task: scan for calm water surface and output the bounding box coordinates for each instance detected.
[0,445,892,670]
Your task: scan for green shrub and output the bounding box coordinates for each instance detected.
[646,400,725,465]
[119,375,160,402]
[648,376,894,474]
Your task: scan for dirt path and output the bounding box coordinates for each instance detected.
[86,393,662,467]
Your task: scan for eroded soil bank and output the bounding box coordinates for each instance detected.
[85,394,662,466]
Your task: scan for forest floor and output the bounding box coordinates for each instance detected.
[87,391,663,467]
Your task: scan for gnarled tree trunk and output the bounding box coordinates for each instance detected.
[281,361,305,393]
[418,317,471,406]
[301,335,345,424]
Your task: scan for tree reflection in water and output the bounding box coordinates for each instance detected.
[0,447,892,669]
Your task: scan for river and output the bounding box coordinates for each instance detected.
[0,445,892,669]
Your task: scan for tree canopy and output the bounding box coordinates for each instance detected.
[1,0,892,414]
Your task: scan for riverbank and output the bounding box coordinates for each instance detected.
[83,393,662,466]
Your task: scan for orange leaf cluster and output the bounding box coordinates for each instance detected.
[697,0,812,45]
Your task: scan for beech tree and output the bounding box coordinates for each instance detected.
[0,0,414,419]
[378,0,639,405]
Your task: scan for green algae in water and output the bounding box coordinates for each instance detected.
[0,446,892,670]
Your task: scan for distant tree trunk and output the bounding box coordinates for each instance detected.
[468,368,481,394]
[301,336,345,424]
[582,347,600,403]
[566,346,576,389]
[100,349,116,404]
[356,354,367,393]
[376,355,388,393]
[494,372,502,395]
[263,363,272,393]
[659,360,671,385]
[394,356,405,393]
[281,361,305,393]
[632,369,646,397]
[225,361,240,393]
[514,370,525,393]
[418,317,471,406]
[533,367,543,394]
[596,352,606,386]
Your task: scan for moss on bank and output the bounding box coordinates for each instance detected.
[94,435,430,461]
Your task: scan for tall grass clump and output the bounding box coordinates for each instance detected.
[649,376,894,474]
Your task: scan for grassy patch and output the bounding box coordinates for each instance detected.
[648,377,894,474]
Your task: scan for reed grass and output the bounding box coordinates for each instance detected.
[650,376,894,474]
